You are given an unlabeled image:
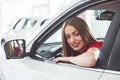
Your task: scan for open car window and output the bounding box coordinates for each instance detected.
[35,9,111,61]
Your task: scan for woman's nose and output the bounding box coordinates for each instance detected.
[70,36,75,42]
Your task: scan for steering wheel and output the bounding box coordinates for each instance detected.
[50,44,63,58]
[37,44,63,59]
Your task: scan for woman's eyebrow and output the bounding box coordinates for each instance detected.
[72,30,78,34]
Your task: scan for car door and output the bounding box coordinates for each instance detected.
[29,0,120,79]
[25,0,117,80]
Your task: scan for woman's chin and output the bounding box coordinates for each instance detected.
[73,48,80,51]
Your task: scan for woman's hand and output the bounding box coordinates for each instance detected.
[53,57,72,63]
[53,47,100,67]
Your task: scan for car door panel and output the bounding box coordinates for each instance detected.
[100,70,120,80]
[20,57,104,80]
[1,57,104,80]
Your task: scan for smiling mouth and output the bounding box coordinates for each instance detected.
[72,42,80,48]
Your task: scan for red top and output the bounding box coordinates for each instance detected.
[14,47,21,56]
[80,42,103,53]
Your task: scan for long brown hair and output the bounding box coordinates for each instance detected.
[62,17,97,57]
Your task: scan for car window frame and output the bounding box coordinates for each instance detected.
[28,0,119,70]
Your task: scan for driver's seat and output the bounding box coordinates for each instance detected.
[95,8,120,69]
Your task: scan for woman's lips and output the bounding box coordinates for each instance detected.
[71,42,80,48]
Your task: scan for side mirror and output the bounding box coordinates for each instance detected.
[4,39,26,59]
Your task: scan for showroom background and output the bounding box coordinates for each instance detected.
[0,0,73,34]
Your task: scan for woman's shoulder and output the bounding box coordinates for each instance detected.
[93,41,103,45]
[89,41,103,50]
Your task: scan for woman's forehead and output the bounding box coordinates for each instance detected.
[64,25,77,34]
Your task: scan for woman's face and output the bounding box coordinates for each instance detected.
[65,25,85,51]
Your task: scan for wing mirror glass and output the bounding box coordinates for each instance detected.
[4,39,26,59]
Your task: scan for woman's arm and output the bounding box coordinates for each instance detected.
[53,47,100,67]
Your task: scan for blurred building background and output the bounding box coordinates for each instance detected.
[0,0,74,33]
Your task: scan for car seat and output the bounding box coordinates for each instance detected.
[95,8,120,69]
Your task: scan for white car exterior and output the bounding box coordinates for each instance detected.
[0,0,120,80]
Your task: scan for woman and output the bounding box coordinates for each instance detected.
[53,17,103,67]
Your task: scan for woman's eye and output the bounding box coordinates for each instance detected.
[65,35,70,39]
[74,32,80,36]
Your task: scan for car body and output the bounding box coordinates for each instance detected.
[1,0,120,80]
[1,16,47,46]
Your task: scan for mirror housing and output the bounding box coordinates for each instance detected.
[96,11,114,20]
[4,39,26,59]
